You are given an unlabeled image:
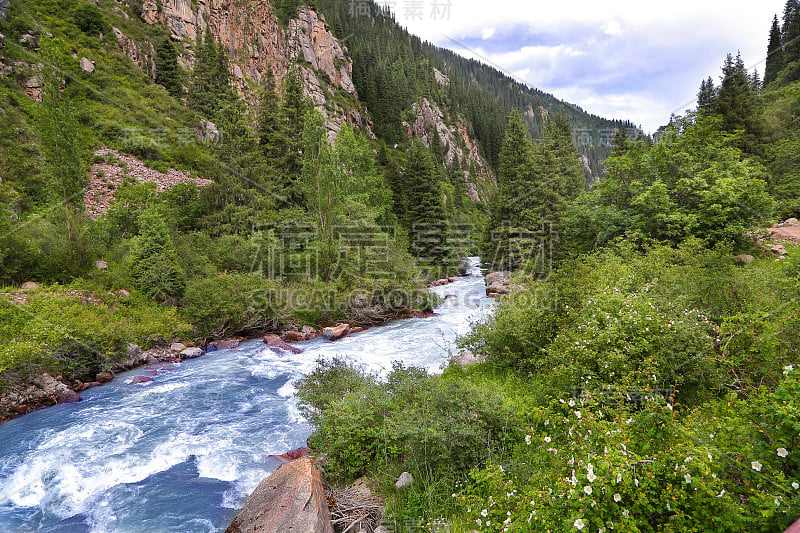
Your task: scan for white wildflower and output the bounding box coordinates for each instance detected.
[751,461,762,472]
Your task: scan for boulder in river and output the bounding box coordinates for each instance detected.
[268,446,310,462]
[170,342,186,353]
[486,281,510,296]
[131,375,154,384]
[96,372,113,383]
[180,347,204,359]
[262,334,302,354]
[212,339,240,349]
[282,330,304,342]
[32,373,81,404]
[485,271,511,286]
[302,325,317,340]
[225,457,333,533]
[321,323,350,341]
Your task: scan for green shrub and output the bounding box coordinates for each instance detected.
[73,3,106,36]
[181,273,280,338]
[0,286,191,384]
[298,361,516,481]
[459,372,800,532]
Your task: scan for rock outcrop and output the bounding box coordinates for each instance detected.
[137,0,368,140]
[112,27,156,79]
[0,374,80,423]
[225,457,334,533]
[263,334,302,354]
[288,8,354,94]
[405,98,495,202]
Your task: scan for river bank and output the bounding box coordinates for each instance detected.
[0,275,473,426]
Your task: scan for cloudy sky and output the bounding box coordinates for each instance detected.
[377,0,784,132]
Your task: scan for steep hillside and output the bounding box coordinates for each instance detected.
[316,0,639,185]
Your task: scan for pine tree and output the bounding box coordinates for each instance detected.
[482,112,535,270]
[765,15,784,85]
[189,27,219,118]
[540,113,585,221]
[257,69,288,165]
[715,53,765,156]
[612,129,629,156]
[155,35,181,98]
[697,77,717,113]
[784,0,800,65]
[282,70,307,196]
[403,141,451,272]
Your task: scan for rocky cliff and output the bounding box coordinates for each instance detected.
[404,97,495,202]
[134,0,369,139]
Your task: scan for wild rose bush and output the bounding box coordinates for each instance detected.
[461,370,800,532]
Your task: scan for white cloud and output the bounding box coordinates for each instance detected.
[602,20,622,36]
[377,0,785,132]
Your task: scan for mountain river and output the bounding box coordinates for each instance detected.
[0,257,494,532]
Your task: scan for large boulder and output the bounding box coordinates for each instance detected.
[225,457,334,533]
[321,323,350,341]
[395,472,414,490]
[263,334,303,354]
[301,325,317,340]
[180,347,204,359]
[485,281,509,296]
[485,271,510,286]
[212,339,240,350]
[170,342,186,353]
[21,281,37,290]
[19,33,39,49]
[735,254,755,265]
[131,375,154,384]
[79,57,95,73]
[32,374,81,404]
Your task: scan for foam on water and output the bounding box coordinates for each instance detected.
[0,257,494,532]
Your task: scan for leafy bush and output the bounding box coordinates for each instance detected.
[297,361,516,481]
[181,273,281,338]
[459,372,800,532]
[73,3,106,36]
[461,243,800,404]
[561,114,774,255]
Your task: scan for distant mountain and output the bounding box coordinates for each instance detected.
[317,0,639,184]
